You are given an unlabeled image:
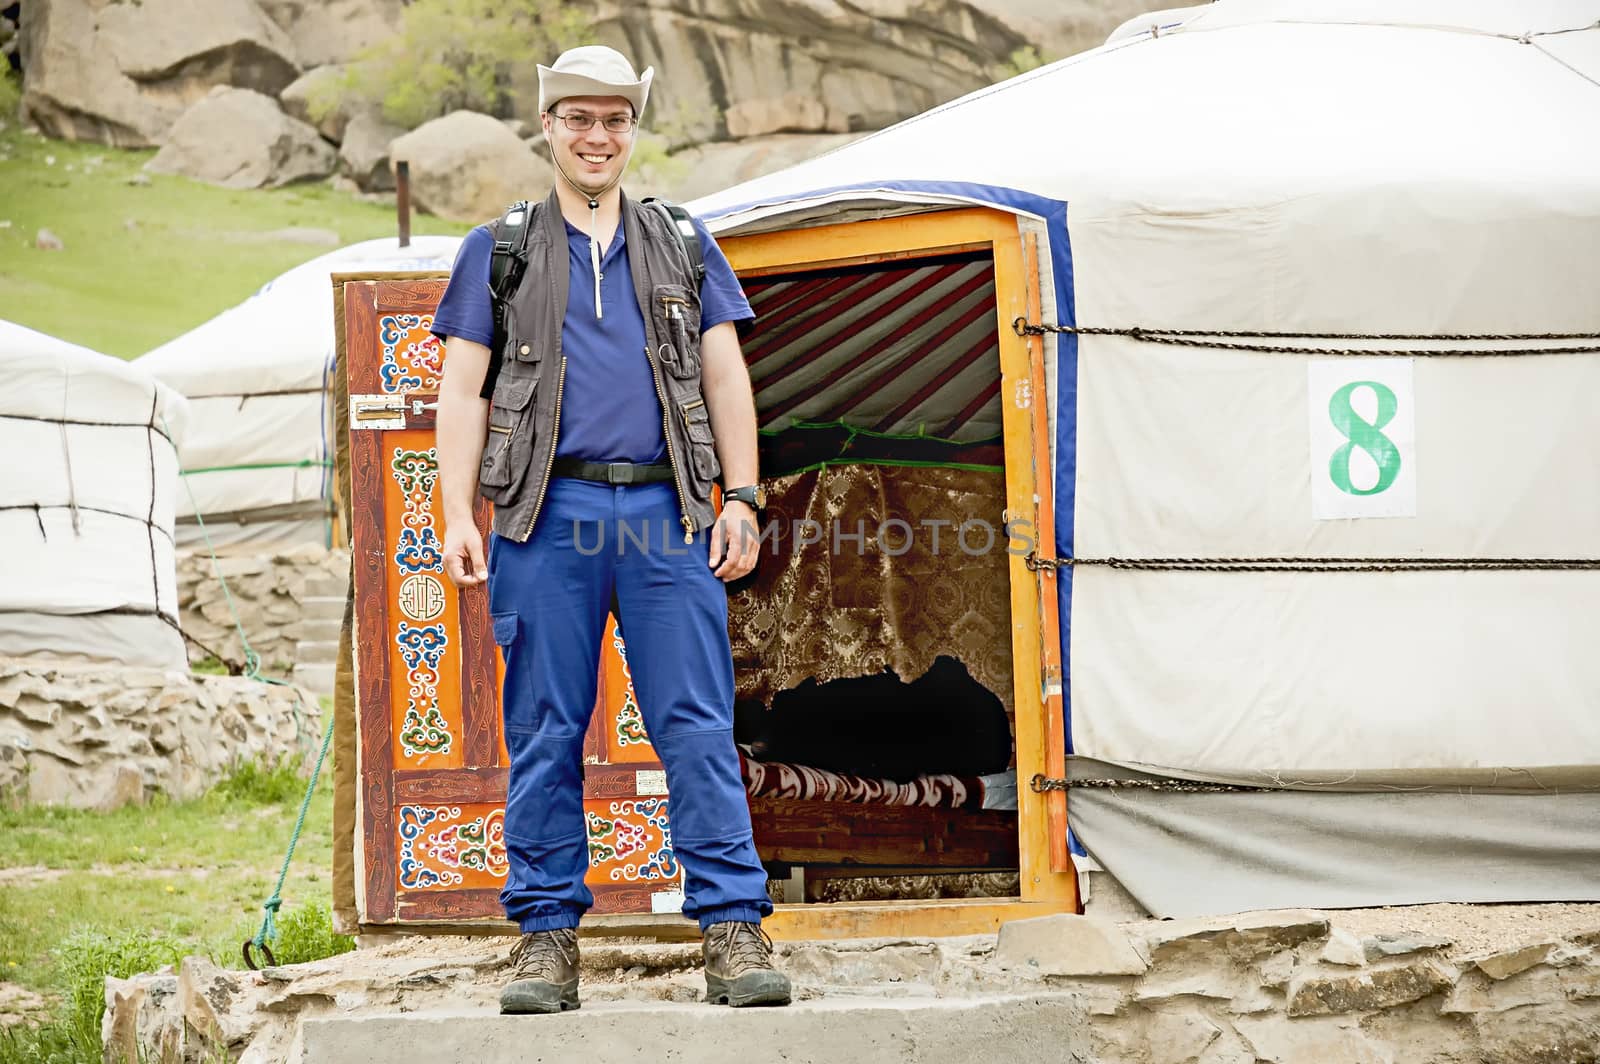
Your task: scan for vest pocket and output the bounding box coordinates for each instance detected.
[479,374,538,500]
[677,398,721,485]
[653,283,702,380]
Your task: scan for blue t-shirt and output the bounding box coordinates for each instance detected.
[431,209,754,464]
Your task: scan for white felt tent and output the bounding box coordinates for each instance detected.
[1,321,191,669]
[688,0,1600,916]
[137,236,461,550]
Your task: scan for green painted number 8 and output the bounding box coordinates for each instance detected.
[1328,380,1401,496]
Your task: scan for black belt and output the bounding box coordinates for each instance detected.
[551,458,675,485]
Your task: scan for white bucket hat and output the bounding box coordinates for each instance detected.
[537,45,654,117]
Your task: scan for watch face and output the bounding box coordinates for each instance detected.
[752,486,767,509]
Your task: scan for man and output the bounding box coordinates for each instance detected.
[431,45,787,1014]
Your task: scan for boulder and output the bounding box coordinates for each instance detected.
[340,110,407,192]
[259,0,406,68]
[146,87,336,189]
[388,111,550,223]
[20,0,299,148]
[280,65,356,142]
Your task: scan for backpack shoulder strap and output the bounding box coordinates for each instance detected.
[481,200,536,399]
[640,196,706,289]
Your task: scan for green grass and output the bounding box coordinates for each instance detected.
[0,757,346,1063]
[0,93,469,359]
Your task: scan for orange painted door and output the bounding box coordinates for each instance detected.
[344,277,684,924]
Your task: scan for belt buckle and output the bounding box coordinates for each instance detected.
[606,462,634,485]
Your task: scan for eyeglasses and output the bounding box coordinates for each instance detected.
[548,112,637,133]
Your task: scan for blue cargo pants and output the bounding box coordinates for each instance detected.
[487,477,773,932]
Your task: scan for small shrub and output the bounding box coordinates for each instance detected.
[0,1021,78,1064]
[264,902,355,967]
[210,755,306,806]
[316,0,595,129]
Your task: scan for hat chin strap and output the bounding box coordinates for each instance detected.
[551,137,635,322]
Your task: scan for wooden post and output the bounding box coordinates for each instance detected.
[396,161,411,248]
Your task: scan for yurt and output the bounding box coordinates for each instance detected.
[1,320,190,670]
[137,236,461,550]
[676,0,1600,919]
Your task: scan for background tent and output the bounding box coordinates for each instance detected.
[138,236,461,550]
[686,0,1600,916]
[1,321,190,670]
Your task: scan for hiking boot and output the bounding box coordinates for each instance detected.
[499,928,580,1014]
[702,921,791,1007]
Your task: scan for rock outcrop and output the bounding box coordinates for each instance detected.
[145,86,336,189]
[19,0,300,147]
[257,0,405,70]
[388,111,552,223]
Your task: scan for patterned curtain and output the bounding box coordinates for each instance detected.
[729,463,1015,718]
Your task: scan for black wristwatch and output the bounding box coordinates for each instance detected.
[723,485,766,510]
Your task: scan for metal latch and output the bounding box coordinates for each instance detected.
[350,394,405,430]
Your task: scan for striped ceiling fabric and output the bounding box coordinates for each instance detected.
[740,251,1002,443]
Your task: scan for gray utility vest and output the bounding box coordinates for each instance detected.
[476,187,720,543]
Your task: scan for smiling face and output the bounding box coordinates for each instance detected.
[542,94,636,198]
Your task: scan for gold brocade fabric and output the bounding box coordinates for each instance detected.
[729,464,1015,718]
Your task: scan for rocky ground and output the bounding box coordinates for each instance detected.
[102,902,1600,1063]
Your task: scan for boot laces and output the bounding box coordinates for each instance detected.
[710,922,775,975]
[509,929,577,981]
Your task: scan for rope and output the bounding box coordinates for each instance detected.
[1011,319,1600,357]
[155,415,331,966]
[1026,553,1600,573]
[1032,773,1275,794]
[248,705,335,966]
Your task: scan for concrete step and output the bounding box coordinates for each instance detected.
[292,662,335,696]
[292,993,1085,1064]
[295,639,340,665]
[296,618,343,644]
[298,595,346,623]
[304,575,349,599]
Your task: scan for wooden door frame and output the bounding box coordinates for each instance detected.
[718,206,1079,940]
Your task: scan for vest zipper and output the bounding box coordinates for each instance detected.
[647,342,695,543]
[522,357,567,542]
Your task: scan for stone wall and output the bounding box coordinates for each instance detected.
[176,546,349,678]
[0,660,321,809]
[102,907,1600,1062]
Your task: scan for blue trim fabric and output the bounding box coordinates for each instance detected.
[704,181,1079,757]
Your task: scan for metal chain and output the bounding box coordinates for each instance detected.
[1011,318,1600,357]
[1025,553,1600,573]
[1031,774,1276,794]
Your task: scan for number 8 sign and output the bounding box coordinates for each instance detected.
[1308,359,1417,519]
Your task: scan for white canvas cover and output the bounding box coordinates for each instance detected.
[686,1,1600,911]
[1,320,190,669]
[137,236,461,549]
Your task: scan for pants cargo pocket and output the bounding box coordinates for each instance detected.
[493,609,540,739]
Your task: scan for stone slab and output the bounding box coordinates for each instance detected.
[995,914,1148,977]
[293,994,1089,1064]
